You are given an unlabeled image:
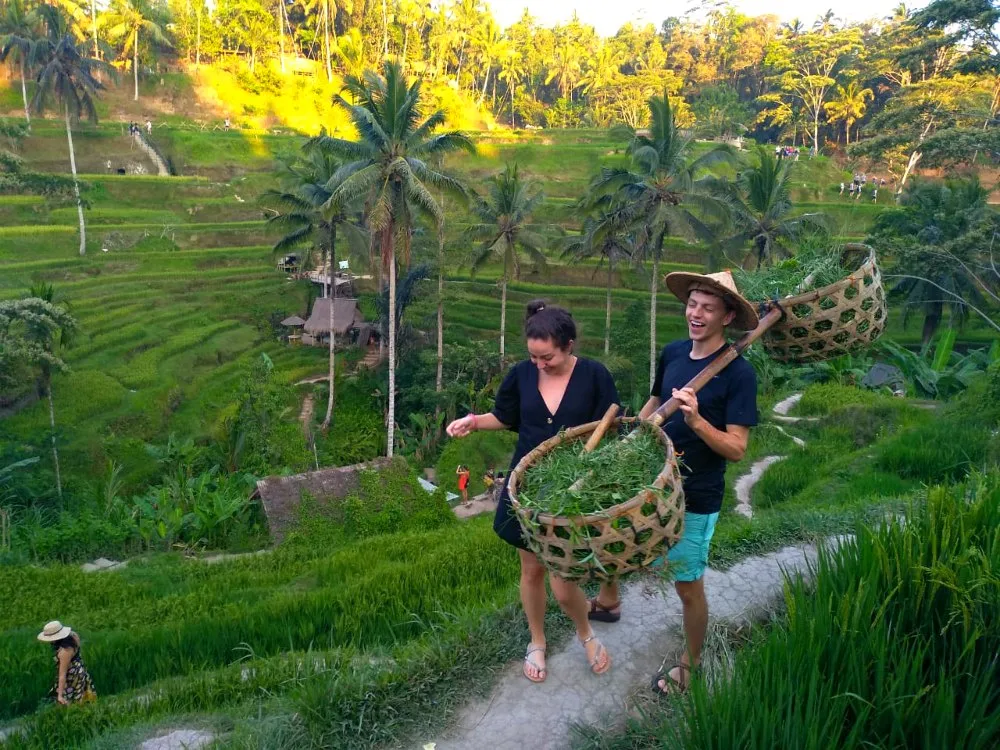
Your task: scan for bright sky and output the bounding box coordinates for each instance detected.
[491,0,929,36]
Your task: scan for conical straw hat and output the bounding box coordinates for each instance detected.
[665,270,759,331]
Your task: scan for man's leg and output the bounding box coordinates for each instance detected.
[659,577,708,690]
[656,511,718,691]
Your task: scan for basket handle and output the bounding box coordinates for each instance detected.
[582,403,620,453]
[648,305,784,428]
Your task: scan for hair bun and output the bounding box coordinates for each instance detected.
[525,299,548,319]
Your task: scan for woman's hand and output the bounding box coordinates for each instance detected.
[446,414,477,438]
[57,694,68,706]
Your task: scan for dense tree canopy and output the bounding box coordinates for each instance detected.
[5,0,995,169]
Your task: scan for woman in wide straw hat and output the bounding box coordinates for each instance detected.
[37,621,96,705]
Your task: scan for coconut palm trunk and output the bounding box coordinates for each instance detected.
[91,0,99,59]
[436,225,444,393]
[132,28,139,100]
[605,258,613,356]
[381,0,388,59]
[64,104,86,256]
[387,246,397,457]
[19,57,30,129]
[649,252,658,390]
[45,379,63,500]
[323,1,332,81]
[321,225,337,430]
[499,249,509,364]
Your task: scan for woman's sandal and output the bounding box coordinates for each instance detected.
[650,663,692,695]
[581,634,611,675]
[586,598,622,623]
[523,644,547,683]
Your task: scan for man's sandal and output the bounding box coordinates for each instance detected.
[581,634,611,675]
[650,663,693,695]
[586,597,622,623]
[523,644,546,683]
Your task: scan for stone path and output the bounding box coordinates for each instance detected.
[299,391,315,436]
[772,392,818,423]
[139,729,214,750]
[427,393,813,750]
[452,494,497,519]
[427,541,826,750]
[733,456,785,519]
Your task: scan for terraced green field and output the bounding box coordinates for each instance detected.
[3,121,995,482]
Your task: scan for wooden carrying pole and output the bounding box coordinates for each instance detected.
[647,305,784,428]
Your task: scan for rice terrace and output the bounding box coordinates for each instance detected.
[0,0,998,747]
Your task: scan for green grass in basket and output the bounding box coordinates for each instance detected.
[733,245,848,301]
[518,429,664,517]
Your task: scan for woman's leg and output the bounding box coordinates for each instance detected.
[519,549,548,679]
[549,576,611,673]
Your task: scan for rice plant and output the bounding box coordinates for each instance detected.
[667,473,1000,750]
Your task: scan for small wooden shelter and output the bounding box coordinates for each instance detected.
[302,297,365,346]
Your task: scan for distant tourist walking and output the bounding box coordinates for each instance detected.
[872,188,878,203]
[839,181,845,195]
[145,120,152,135]
[456,465,471,505]
[38,621,96,705]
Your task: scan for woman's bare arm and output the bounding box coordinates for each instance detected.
[56,648,71,704]
[446,412,507,438]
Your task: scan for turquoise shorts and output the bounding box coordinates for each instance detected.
[662,511,720,582]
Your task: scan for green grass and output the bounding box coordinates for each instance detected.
[607,474,1000,750]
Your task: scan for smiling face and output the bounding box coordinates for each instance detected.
[685,288,735,342]
[527,336,573,374]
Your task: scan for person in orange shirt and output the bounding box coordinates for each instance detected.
[456,465,471,505]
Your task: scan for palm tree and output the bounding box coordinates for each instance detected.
[592,92,733,387]
[105,0,170,102]
[31,6,110,256]
[871,177,993,345]
[17,289,76,501]
[468,164,548,364]
[263,147,367,432]
[824,82,873,146]
[711,146,827,269]
[473,17,501,104]
[497,43,525,126]
[301,0,342,81]
[545,40,582,101]
[333,28,366,83]
[310,61,473,457]
[562,199,634,355]
[813,9,838,34]
[0,0,39,129]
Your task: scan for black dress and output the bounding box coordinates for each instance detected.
[491,357,620,549]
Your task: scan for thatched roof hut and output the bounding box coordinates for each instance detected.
[281,315,306,327]
[254,458,392,542]
[303,297,364,336]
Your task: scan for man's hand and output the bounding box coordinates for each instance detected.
[446,415,476,438]
[671,387,703,429]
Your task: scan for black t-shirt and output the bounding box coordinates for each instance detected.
[651,340,758,514]
[492,357,620,472]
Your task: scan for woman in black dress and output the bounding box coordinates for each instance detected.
[446,301,619,683]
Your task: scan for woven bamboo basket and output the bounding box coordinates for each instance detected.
[761,244,887,363]
[507,418,685,582]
